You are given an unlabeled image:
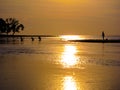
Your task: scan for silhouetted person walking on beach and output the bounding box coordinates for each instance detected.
[20,36,24,42]
[31,37,34,41]
[102,31,105,40]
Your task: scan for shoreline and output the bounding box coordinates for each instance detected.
[0,35,120,43]
[69,39,120,43]
[0,34,57,37]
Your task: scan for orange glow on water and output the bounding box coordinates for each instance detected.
[63,76,77,90]
[60,35,84,41]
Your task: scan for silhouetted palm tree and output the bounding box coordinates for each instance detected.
[5,18,24,35]
[12,23,24,35]
[0,18,24,35]
[0,18,6,34]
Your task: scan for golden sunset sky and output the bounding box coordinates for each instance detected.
[0,0,120,35]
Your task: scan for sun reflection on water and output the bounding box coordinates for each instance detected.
[63,76,77,90]
[60,35,84,41]
[61,45,79,68]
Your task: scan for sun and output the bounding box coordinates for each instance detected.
[51,0,78,4]
[51,0,88,5]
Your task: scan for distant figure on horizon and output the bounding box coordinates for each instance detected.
[20,36,24,42]
[102,31,105,40]
[31,37,34,41]
[38,36,41,41]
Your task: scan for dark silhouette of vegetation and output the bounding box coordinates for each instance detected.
[0,18,6,34]
[0,18,24,35]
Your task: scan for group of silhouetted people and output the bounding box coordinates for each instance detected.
[20,36,41,42]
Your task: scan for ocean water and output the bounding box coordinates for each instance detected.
[0,35,120,90]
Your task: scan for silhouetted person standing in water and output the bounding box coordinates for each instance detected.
[38,36,41,41]
[102,31,105,40]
